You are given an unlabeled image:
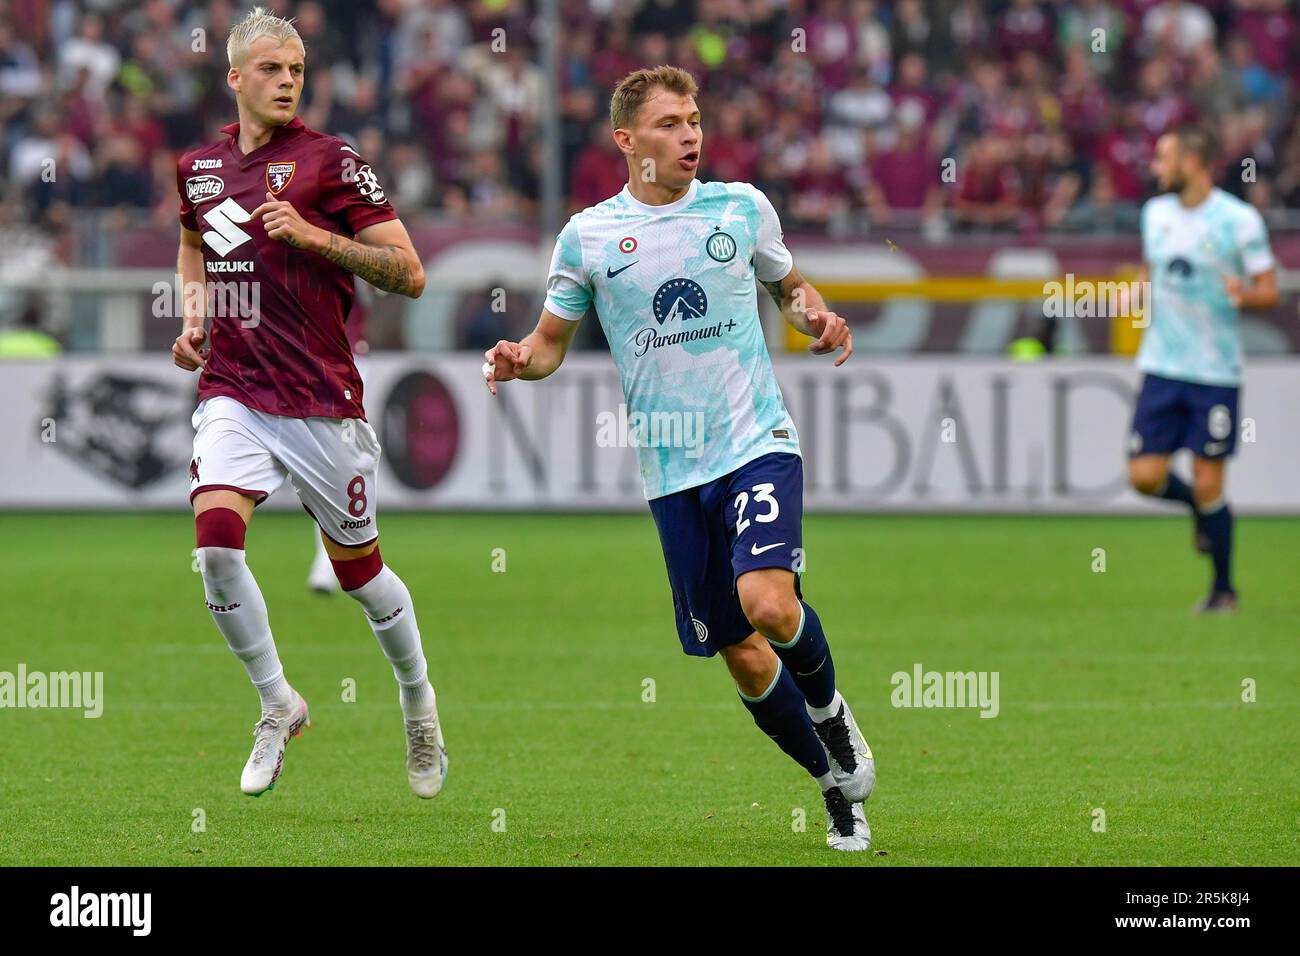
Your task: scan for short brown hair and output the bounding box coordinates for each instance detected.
[1172,125,1218,169]
[610,65,698,130]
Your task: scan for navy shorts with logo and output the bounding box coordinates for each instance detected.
[1129,373,1241,460]
[648,452,805,658]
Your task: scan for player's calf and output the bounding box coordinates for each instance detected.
[195,505,292,713]
[331,543,446,797]
[739,573,874,802]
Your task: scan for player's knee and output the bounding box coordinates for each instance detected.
[195,508,248,580]
[332,545,385,593]
[1128,459,1166,496]
[721,639,774,686]
[738,587,800,641]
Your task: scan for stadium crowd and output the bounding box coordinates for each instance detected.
[0,0,1297,245]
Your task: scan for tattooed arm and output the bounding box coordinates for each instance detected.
[253,192,426,298]
[317,220,425,298]
[760,264,854,366]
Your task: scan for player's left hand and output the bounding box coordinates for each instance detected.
[252,191,324,250]
[804,309,853,366]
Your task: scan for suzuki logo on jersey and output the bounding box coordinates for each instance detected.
[185,175,225,204]
[202,197,254,257]
[266,162,296,194]
[652,278,708,325]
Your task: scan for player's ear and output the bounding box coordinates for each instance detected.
[227,67,240,95]
[612,128,633,156]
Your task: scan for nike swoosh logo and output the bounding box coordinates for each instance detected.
[751,542,786,555]
[606,262,637,278]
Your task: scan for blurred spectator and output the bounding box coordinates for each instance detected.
[1057,0,1126,78]
[864,100,941,227]
[57,13,119,101]
[1143,0,1217,56]
[953,136,1021,230]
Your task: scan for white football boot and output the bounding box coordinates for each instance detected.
[823,786,872,851]
[404,695,447,799]
[810,693,875,802]
[241,691,310,796]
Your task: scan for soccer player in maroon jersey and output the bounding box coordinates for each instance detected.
[170,7,445,799]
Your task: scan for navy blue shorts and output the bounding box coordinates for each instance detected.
[648,452,805,658]
[1129,373,1240,460]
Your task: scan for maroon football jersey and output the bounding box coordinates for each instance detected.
[177,117,397,420]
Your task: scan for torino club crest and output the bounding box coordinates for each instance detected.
[266,162,296,194]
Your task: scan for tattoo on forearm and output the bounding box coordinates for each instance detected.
[321,233,416,295]
[760,279,786,309]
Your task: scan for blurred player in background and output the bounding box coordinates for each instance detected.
[485,66,875,851]
[171,8,445,798]
[1127,127,1279,614]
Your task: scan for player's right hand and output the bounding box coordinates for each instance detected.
[483,340,532,395]
[172,326,208,371]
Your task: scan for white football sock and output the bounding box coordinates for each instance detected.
[345,566,435,719]
[198,546,292,712]
[808,689,843,724]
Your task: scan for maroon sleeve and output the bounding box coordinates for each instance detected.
[176,155,198,232]
[319,142,398,235]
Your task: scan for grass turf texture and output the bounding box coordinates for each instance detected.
[0,512,1297,867]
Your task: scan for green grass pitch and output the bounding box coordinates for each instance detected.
[1,511,1296,866]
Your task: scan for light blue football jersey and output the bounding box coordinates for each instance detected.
[545,179,800,499]
[1137,187,1275,386]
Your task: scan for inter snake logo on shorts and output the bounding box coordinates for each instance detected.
[691,617,708,643]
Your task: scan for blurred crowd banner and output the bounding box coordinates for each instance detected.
[2,354,1298,514]
[42,228,1296,354]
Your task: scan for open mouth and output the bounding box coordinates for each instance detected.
[679,151,699,169]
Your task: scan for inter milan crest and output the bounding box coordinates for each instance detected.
[705,231,736,262]
[266,161,296,194]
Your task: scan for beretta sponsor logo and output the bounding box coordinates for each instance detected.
[185,175,225,203]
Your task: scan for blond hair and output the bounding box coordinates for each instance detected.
[227,6,303,68]
[610,65,698,130]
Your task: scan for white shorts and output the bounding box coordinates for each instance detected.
[189,396,381,546]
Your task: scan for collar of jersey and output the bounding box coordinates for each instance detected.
[222,117,305,166]
[619,179,698,215]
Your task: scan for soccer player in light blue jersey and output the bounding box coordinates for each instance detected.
[1127,127,1279,614]
[483,66,875,851]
